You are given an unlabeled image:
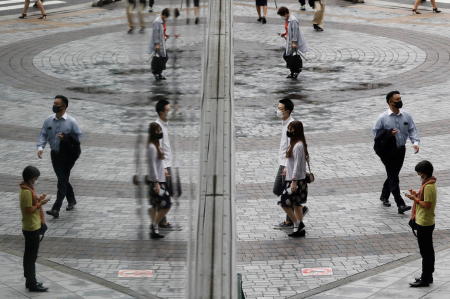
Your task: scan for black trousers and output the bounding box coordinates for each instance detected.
[23,229,40,285]
[417,224,435,281]
[380,146,406,207]
[149,0,154,6]
[51,151,76,211]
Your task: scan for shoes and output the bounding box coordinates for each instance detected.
[154,74,165,80]
[66,203,76,211]
[46,210,59,218]
[398,205,411,214]
[415,277,433,284]
[127,28,134,34]
[19,13,27,19]
[410,278,430,287]
[291,73,299,79]
[301,5,306,11]
[149,7,153,13]
[139,27,145,33]
[313,24,324,32]
[433,8,441,13]
[28,284,48,292]
[382,200,391,207]
[302,206,309,216]
[287,73,294,78]
[289,229,306,238]
[412,9,421,14]
[26,281,43,289]
[274,221,293,229]
[150,224,164,239]
[159,222,172,229]
[195,17,199,24]
[262,17,267,24]
[38,14,47,20]
[257,17,262,23]
[159,75,166,80]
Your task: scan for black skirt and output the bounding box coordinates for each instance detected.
[256,0,267,6]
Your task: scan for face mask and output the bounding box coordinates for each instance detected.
[52,105,62,113]
[276,110,284,118]
[393,101,403,109]
[286,131,294,138]
[34,179,38,185]
[154,133,163,139]
[167,110,174,119]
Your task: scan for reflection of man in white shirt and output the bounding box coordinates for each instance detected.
[155,99,173,228]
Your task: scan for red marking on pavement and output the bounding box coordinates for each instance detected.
[301,267,333,276]
[118,270,154,278]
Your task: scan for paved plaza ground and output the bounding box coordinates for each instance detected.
[0,0,450,298]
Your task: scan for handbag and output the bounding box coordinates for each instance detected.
[305,159,315,184]
[39,223,48,242]
[409,218,418,237]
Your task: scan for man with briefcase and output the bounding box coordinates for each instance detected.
[150,8,171,80]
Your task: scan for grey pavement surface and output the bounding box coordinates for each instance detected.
[0,0,450,298]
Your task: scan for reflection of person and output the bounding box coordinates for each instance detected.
[19,0,46,19]
[147,122,172,239]
[312,0,325,32]
[405,161,437,287]
[20,166,50,292]
[150,8,171,80]
[412,0,441,14]
[373,91,419,214]
[255,0,267,24]
[126,0,146,34]
[37,95,82,219]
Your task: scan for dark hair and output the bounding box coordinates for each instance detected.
[155,99,170,116]
[277,6,289,16]
[55,95,69,107]
[279,98,294,114]
[162,8,170,17]
[22,165,40,183]
[286,121,309,160]
[386,91,400,103]
[148,122,165,160]
[415,160,433,178]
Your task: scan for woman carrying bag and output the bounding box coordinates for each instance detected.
[279,120,310,238]
[19,166,50,292]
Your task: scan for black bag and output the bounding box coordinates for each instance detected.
[305,159,315,184]
[39,223,48,242]
[151,54,168,74]
[409,218,418,237]
[374,129,396,158]
[60,133,81,161]
[283,52,303,73]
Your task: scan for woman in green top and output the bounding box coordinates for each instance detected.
[406,160,437,287]
[19,166,50,292]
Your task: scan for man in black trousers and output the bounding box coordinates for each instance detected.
[37,95,82,219]
[373,91,420,214]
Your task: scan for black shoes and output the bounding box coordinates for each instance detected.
[66,204,76,211]
[46,210,59,218]
[28,284,48,292]
[380,198,391,207]
[287,73,299,79]
[302,206,309,216]
[127,28,134,34]
[300,5,306,11]
[195,17,199,25]
[150,225,164,239]
[410,278,430,287]
[139,27,145,34]
[289,222,306,238]
[257,17,262,23]
[433,8,441,13]
[313,24,324,32]
[414,276,433,284]
[262,17,267,24]
[26,281,43,289]
[398,205,411,214]
[154,74,166,81]
[149,7,153,13]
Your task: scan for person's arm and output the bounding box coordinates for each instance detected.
[22,191,41,214]
[406,188,432,209]
[71,119,82,141]
[37,120,48,158]
[152,22,162,51]
[290,21,299,48]
[407,115,420,152]
[147,145,159,182]
[372,116,383,138]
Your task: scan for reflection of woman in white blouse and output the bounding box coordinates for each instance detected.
[284,120,309,238]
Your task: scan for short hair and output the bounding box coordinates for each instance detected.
[162,8,170,17]
[55,95,69,107]
[415,160,434,178]
[277,6,289,16]
[22,165,40,183]
[155,99,170,116]
[279,98,294,113]
[386,91,400,103]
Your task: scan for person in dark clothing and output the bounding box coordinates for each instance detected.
[20,166,50,292]
[373,91,419,214]
[37,95,82,219]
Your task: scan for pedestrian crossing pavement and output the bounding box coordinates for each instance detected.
[0,0,65,12]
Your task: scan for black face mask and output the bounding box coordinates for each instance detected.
[154,133,163,139]
[52,105,63,113]
[393,101,403,109]
[286,131,294,138]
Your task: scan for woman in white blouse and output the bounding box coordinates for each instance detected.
[282,120,309,238]
[147,122,172,239]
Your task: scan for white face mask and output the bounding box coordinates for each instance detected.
[276,110,284,119]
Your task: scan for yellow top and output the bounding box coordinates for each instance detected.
[415,183,437,226]
[20,189,41,231]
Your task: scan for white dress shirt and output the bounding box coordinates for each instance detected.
[155,117,172,168]
[279,116,295,166]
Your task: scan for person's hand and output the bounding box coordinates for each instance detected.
[409,189,418,197]
[291,43,298,49]
[405,193,414,200]
[38,193,47,201]
[281,168,287,176]
[391,128,399,135]
[57,133,64,139]
[155,44,160,50]
[165,169,170,177]
[37,150,43,159]
[40,198,50,205]
[291,181,298,193]
[413,145,420,154]
[153,183,160,194]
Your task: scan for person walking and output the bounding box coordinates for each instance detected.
[255,0,267,24]
[19,0,46,19]
[373,91,419,214]
[312,0,325,32]
[405,160,437,287]
[126,0,146,34]
[147,122,172,239]
[185,0,200,25]
[149,0,154,12]
[20,166,50,292]
[150,8,171,80]
[277,6,308,79]
[278,121,309,238]
[37,95,82,219]
[155,99,174,228]
[412,0,441,14]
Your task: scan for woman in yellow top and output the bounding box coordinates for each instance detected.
[20,166,50,292]
[406,160,437,287]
